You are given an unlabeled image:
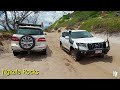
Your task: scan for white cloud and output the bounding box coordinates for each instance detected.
[37,11,73,26]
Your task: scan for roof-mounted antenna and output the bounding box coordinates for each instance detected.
[106,25,110,47]
[69,31,73,44]
[106,23,109,41]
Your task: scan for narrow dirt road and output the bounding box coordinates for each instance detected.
[0,32,120,79]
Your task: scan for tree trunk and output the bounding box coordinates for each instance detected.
[4,11,14,30]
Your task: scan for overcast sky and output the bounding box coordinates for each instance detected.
[34,11,73,26]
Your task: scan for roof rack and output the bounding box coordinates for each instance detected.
[16,21,42,27]
[18,23,41,27]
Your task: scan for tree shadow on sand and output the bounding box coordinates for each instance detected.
[78,55,113,65]
[16,46,53,62]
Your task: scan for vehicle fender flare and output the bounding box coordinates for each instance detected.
[72,42,78,49]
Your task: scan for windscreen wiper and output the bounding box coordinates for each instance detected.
[80,37,85,38]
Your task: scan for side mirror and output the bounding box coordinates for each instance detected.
[65,36,69,39]
[69,31,72,35]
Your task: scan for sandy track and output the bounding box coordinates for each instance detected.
[0,32,120,79]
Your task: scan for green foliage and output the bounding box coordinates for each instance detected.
[63,15,70,19]
[0,30,14,40]
[47,11,120,33]
[80,17,120,33]
[47,11,100,31]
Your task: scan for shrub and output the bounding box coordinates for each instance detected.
[80,17,120,33]
[2,31,13,40]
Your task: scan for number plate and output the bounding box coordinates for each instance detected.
[95,50,102,54]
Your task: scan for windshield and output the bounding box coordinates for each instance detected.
[71,31,93,38]
[17,28,43,35]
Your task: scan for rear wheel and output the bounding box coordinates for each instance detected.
[13,51,20,56]
[71,49,81,61]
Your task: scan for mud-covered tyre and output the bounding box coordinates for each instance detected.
[42,49,47,55]
[97,55,104,58]
[19,35,35,50]
[13,51,20,56]
[71,49,81,61]
[60,42,63,50]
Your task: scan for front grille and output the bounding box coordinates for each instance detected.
[88,42,106,50]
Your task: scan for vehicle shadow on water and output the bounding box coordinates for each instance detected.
[78,55,113,65]
[16,46,53,61]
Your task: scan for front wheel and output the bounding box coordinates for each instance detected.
[60,42,63,50]
[71,49,81,61]
[13,51,20,56]
[97,55,104,58]
[42,49,47,55]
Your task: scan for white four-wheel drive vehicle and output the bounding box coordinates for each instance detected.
[11,23,47,56]
[60,30,110,61]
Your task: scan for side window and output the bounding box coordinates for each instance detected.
[66,32,69,36]
[62,32,66,37]
[39,30,43,35]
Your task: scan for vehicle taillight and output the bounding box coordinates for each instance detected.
[37,38,46,42]
[11,36,19,41]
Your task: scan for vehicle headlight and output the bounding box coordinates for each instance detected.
[106,41,109,47]
[76,43,87,47]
